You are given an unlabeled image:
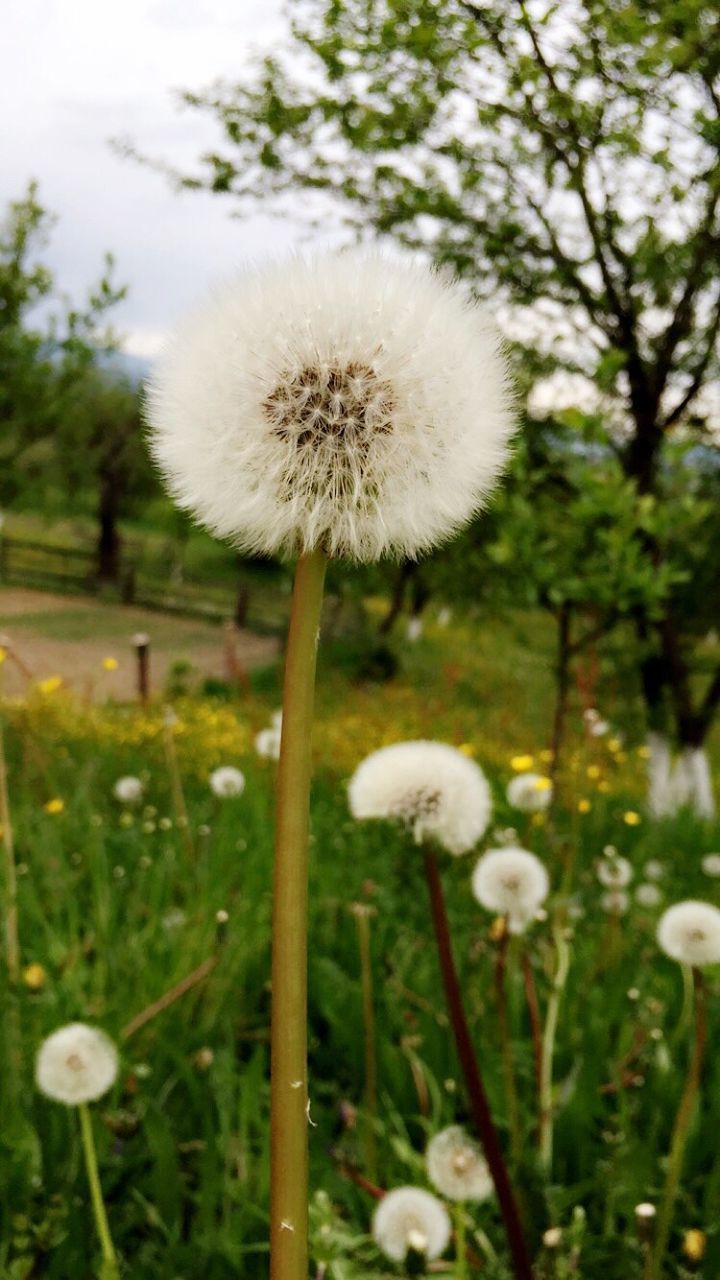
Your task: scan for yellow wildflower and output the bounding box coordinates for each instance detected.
[43,798,65,815]
[534,776,552,791]
[586,765,601,780]
[636,745,651,760]
[607,737,622,753]
[489,916,508,942]
[623,811,641,826]
[682,1230,706,1262]
[598,780,610,794]
[531,811,546,827]
[37,676,63,695]
[510,754,534,771]
[577,799,592,814]
[539,749,554,763]
[102,657,119,671]
[458,743,475,756]
[23,963,46,991]
[0,647,6,664]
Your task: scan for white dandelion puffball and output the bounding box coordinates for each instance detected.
[372,1187,451,1263]
[657,901,720,967]
[506,772,553,813]
[35,1023,118,1106]
[600,889,629,915]
[426,1125,493,1202]
[209,766,245,798]
[644,860,665,881]
[147,252,515,562]
[348,741,492,856]
[113,775,143,805]
[701,853,720,878]
[597,856,633,888]
[636,883,662,908]
[255,727,281,760]
[472,846,550,933]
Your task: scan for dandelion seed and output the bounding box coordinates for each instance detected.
[597,856,632,888]
[472,846,549,933]
[372,1187,451,1263]
[426,1126,493,1202]
[506,772,552,813]
[348,741,491,855]
[35,1024,118,1106]
[657,901,720,967]
[209,766,245,798]
[146,252,516,562]
[113,776,143,805]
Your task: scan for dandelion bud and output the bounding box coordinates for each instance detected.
[147,252,515,562]
[35,1023,118,1106]
[349,741,491,855]
[372,1187,451,1263]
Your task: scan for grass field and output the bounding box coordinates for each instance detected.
[1,602,719,1278]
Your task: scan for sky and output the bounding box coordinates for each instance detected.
[2,0,328,358]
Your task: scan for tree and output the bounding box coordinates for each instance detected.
[135,0,720,808]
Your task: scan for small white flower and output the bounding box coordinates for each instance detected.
[644,860,665,881]
[701,853,720,878]
[437,607,452,627]
[349,741,491,856]
[372,1186,451,1263]
[209,766,245,798]
[600,890,629,915]
[406,616,424,643]
[147,251,515,562]
[597,856,633,888]
[471,846,549,933]
[113,776,144,805]
[35,1024,118,1106]
[657,901,720,967]
[636,883,662,908]
[255,728,281,760]
[584,708,610,736]
[426,1126,492,1202]
[506,772,553,813]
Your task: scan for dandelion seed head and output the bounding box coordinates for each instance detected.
[600,889,630,915]
[35,1023,118,1106]
[426,1126,493,1202]
[471,846,549,933]
[597,856,632,888]
[209,766,245,798]
[113,776,144,805]
[372,1186,451,1263]
[701,853,720,878]
[255,727,281,760]
[636,883,662,908]
[657,901,720,967]
[506,772,553,813]
[147,252,516,562]
[644,860,665,881]
[348,741,491,856]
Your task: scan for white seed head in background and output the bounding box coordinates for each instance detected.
[372,1186,451,1263]
[35,1023,118,1106]
[113,776,144,805]
[597,856,633,888]
[644,860,665,881]
[426,1125,493,1202]
[209,766,246,798]
[255,728,282,761]
[147,252,516,562]
[701,853,720,878]
[506,772,553,813]
[600,890,630,916]
[472,846,550,933]
[657,900,720,967]
[348,741,492,856]
[636,883,663,908]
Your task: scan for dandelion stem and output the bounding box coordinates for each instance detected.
[270,549,326,1280]
[539,921,571,1173]
[651,968,707,1280]
[78,1103,119,1279]
[352,904,378,1182]
[162,712,194,858]
[120,954,218,1041]
[494,929,522,1166]
[454,1202,468,1280]
[0,715,19,985]
[422,847,533,1280]
[521,948,543,1105]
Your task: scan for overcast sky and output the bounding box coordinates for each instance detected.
[2,0,332,358]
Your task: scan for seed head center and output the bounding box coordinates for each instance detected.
[263,361,394,447]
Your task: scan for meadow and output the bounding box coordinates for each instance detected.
[1,604,718,1279]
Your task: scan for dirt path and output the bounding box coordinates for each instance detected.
[0,587,279,701]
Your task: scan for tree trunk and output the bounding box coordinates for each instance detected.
[378,561,416,636]
[97,477,121,583]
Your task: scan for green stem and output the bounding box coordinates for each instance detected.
[454,1202,468,1280]
[78,1103,119,1279]
[0,714,19,985]
[162,712,194,858]
[539,921,571,1174]
[495,929,522,1166]
[651,968,706,1280]
[352,904,378,1182]
[270,549,327,1280]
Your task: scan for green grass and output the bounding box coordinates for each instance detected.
[1,613,719,1279]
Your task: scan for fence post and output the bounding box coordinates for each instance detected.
[132,632,151,705]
